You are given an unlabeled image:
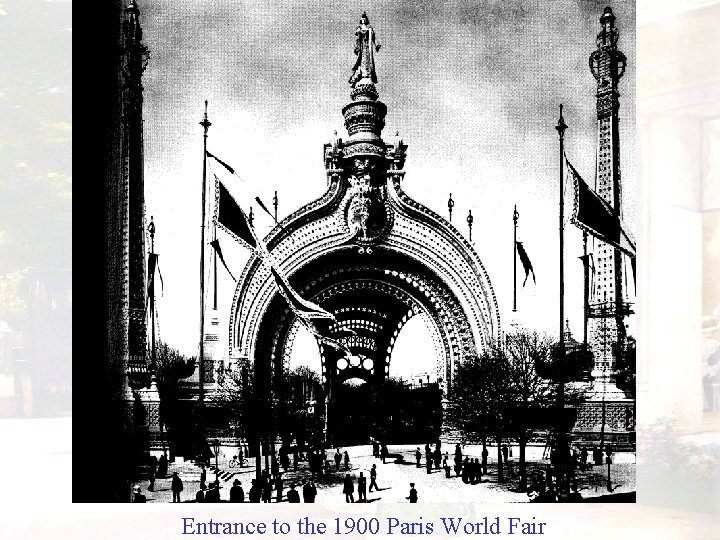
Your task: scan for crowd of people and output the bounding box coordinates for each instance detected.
[132,439,616,503]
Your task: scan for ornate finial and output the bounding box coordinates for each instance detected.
[448,193,454,222]
[200,100,212,133]
[555,104,567,137]
[148,215,155,239]
[513,204,519,223]
[248,206,254,228]
[349,12,381,89]
[600,6,615,25]
[467,209,474,242]
[273,190,279,221]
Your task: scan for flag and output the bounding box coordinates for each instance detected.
[207,150,277,223]
[516,241,536,286]
[214,175,263,252]
[210,239,236,281]
[213,172,349,356]
[270,267,335,321]
[146,253,163,311]
[566,156,636,258]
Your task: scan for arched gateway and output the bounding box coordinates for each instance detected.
[229,14,500,438]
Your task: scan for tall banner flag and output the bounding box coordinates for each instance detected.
[515,241,536,286]
[146,252,163,310]
[213,173,351,357]
[209,239,236,281]
[213,174,263,253]
[566,156,636,258]
[206,150,276,223]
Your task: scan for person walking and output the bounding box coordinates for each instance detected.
[372,440,379,458]
[200,464,207,489]
[287,483,300,503]
[303,481,317,503]
[415,447,422,468]
[344,450,351,471]
[133,485,147,503]
[425,446,432,475]
[357,472,367,502]
[461,457,469,483]
[171,471,183,503]
[343,474,355,503]
[262,475,272,503]
[481,447,489,475]
[230,479,244,502]
[406,483,418,503]
[381,444,388,464]
[248,479,261,503]
[580,446,588,467]
[205,481,221,502]
[334,449,342,471]
[369,464,379,492]
[158,453,168,478]
[433,446,441,470]
[275,473,284,503]
[195,483,206,502]
[443,455,451,478]
[502,445,509,463]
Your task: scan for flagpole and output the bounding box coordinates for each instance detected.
[513,205,518,313]
[555,104,568,494]
[199,101,212,424]
[149,216,156,375]
[583,230,589,346]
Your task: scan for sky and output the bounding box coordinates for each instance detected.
[139,0,636,377]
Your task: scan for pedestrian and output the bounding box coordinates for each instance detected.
[481,447,489,475]
[344,450,351,470]
[133,485,147,503]
[303,481,317,503]
[357,472,367,502]
[200,464,207,488]
[592,446,601,466]
[287,483,300,503]
[158,452,168,477]
[406,482,418,503]
[230,479,244,502]
[171,471,183,503]
[443,455,451,478]
[195,483,206,502]
[148,468,155,492]
[238,447,244,466]
[369,464,379,492]
[262,476,272,503]
[415,447,422,468]
[580,446,588,467]
[502,445,509,463]
[275,473,284,502]
[372,440,379,458]
[343,474,355,503]
[381,444,388,464]
[433,446,441,470]
[474,458,482,483]
[248,479,261,503]
[206,481,221,502]
[461,457,469,483]
[335,449,342,471]
[425,445,432,474]
[280,447,290,471]
[271,455,280,479]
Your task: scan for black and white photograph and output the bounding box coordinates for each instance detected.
[85,0,641,504]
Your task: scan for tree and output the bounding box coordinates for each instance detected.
[213,361,257,447]
[449,340,512,482]
[505,331,555,491]
[154,342,195,458]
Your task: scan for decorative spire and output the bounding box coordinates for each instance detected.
[349,11,381,94]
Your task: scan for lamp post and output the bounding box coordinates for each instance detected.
[211,439,220,485]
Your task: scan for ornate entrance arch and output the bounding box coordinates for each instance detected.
[228,15,500,429]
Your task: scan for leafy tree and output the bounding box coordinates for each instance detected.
[505,331,555,491]
[450,341,512,481]
[154,342,195,458]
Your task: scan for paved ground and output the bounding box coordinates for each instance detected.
[140,443,635,503]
